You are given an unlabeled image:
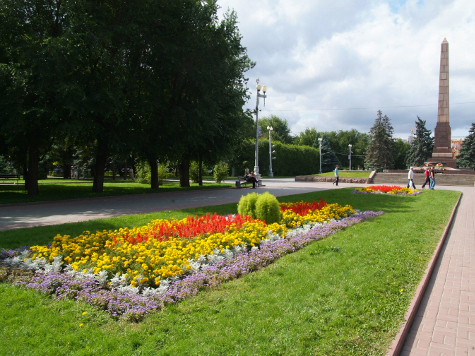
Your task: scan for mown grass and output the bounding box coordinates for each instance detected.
[0,179,232,205]
[0,188,461,355]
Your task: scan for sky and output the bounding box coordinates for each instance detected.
[217,0,475,139]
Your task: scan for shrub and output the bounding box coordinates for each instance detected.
[255,192,281,224]
[189,161,200,183]
[137,162,169,185]
[237,192,259,218]
[213,161,229,183]
[237,192,281,224]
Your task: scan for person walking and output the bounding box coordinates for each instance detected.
[429,167,436,190]
[421,167,430,189]
[333,165,339,186]
[407,167,416,189]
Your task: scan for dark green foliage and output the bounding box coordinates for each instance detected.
[237,192,259,218]
[259,116,293,144]
[405,117,434,167]
[320,135,340,173]
[394,138,411,170]
[0,0,253,194]
[365,110,396,171]
[456,123,475,169]
[255,192,282,224]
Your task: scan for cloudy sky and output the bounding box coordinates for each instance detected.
[217,0,475,139]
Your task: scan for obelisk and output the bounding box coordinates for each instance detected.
[431,38,456,168]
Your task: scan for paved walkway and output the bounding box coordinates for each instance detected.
[1,178,473,355]
[0,178,349,231]
[400,185,475,356]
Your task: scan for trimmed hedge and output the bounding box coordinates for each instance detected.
[233,139,319,176]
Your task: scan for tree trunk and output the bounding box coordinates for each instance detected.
[112,162,116,180]
[26,145,40,195]
[148,157,159,189]
[179,159,190,187]
[92,139,108,192]
[198,156,203,186]
[62,162,71,179]
[22,159,29,191]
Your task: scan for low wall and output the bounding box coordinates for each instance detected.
[296,170,474,187]
[295,176,371,184]
[372,172,475,186]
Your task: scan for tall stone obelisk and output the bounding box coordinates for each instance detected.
[431,38,456,168]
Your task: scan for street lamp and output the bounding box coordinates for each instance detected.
[318,137,323,174]
[254,79,267,176]
[267,126,274,177]
[348,144,353,171]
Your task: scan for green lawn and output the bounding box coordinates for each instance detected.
[0,179,232,205]
[0,188,461,355]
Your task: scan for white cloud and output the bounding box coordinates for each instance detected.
[218,0,475,138]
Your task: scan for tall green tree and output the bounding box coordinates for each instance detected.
[320,135,340,173]
[405,116,434,167]
[364,110,396,171]
[293,128,319,147]
[394,138,411,170]
[456,123,475,169]
[259,115,293,144]
[0,0,74,194]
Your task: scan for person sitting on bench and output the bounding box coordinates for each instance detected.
[244,167,250,181]
[248,171,258,188]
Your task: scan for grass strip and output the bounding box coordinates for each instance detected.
[0,188,460,355]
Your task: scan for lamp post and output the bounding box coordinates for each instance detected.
[254,79,267,176]
[348,144,352,171]
[267,126,274,177]
[318,137,323,174]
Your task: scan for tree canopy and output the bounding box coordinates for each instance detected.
[0,0,254,194]
[456,123,475,169]
[405,116,434,167]
[259,115,293,144]
[364,110,396,171]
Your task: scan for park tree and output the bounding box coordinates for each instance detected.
[259,115,293,144]
[405,116,434,167]
[364,110,396,171]
[456,123,475,169]
[394,138,411,170]
[162,6,254,187]
[0,0,75,194]
[294,128,319,147]
[320,135,340,173]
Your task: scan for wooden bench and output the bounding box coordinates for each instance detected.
[0,174,21,184]
[235,176,264,188]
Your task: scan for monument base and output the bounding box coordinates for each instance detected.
[426,159,457,169]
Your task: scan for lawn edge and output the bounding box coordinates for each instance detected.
[386,192,462,356]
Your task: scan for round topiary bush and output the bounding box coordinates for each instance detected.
[237,192,259,218]
[255,192,281,224]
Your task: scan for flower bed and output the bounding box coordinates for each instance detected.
[352,185,420,195]
[1,199,382,321]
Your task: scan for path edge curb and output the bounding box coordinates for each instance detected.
[385,191,463,356]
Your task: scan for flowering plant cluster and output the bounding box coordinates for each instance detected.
[1,199,380,321]
[352,185,421,195]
